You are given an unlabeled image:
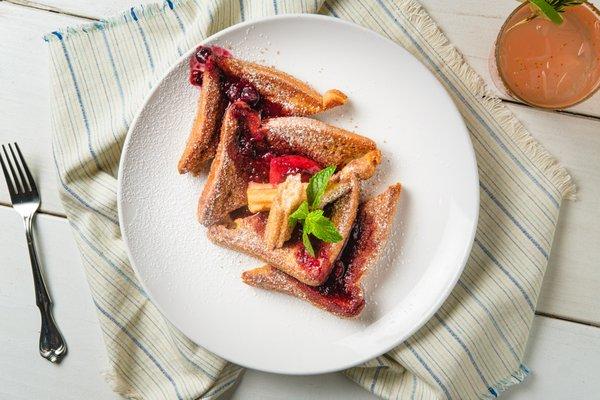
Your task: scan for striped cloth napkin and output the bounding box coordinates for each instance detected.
[45,0,575,399]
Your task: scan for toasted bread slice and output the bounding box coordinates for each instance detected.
[178,46,347,175]
[242,183,402,317]
[261,118,377,166]
[213,55,347,116]
[208,177,361,286]
[197,102,377,226]
[196,104,249,226]
[178,68,227,175]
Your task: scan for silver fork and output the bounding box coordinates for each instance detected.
[0,143,67,363]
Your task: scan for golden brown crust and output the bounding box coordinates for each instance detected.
[242,183,402,318]
[322,89,348,109]
[178,69,226,175]
[208,180,361,286]
[319,150,382,207]
[263,117,377,167]
[197,107,249,226]
[214,56,347,115]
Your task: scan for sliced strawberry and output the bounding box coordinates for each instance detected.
[269,155,322,184]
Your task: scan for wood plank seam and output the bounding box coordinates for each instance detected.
[4,0,98,20]
[535,311,600,329]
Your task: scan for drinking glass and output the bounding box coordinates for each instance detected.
[492,2,600,109]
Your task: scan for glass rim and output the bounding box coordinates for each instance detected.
[494,1,600,110]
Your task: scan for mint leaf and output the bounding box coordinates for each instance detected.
[303,209,324,234]
[302,230,315,257]
[529,0,563,24]
[311,216,343,243]
[289,201,309,225]
[288,166,342,256]
[307,166,336,210]
[305,211,343,243]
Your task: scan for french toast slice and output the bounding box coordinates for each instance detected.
[212,54,347,116]
[208,178,361,286]
[178,68,226,174]
[196,103,249,226]
[242,183,402,318]
[178,45,348,175]
[197,102,377,226]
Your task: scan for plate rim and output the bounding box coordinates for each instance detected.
[117,13,480,375]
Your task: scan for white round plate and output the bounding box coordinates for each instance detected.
[118,15,479,375]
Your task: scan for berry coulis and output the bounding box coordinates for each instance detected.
[189,45,288,118]
[228,102,274,182]
[295,245,329,275]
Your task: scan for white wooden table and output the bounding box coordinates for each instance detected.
[1,1,599,398]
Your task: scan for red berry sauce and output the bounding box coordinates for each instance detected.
[189,45,288,118]
[189,45,230,85]
[220,74,289,118]
[293,238,334,279]
[295,245,325,273]
[228,102,273,182]
[316,260,348,297]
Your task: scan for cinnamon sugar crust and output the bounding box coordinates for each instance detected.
[197,106,249,226]
[178,69,226,175]
[263,117,377,167]
[214,55,346,116]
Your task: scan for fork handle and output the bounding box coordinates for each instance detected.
[24,216,67,363]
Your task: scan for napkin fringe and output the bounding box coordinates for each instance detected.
[482,364,530,399]
[103,369,144,399]
[397,0,576,200]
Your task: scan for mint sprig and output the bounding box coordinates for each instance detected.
[305,210,343,243]
[301,229,315,257]
[288,166,342,257]
[524,0,586,25]
[289,200,309,223]
[307,165,336,209]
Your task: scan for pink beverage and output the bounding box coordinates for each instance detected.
[495,3,600,109]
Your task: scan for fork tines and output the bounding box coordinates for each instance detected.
[0,143,37,197]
